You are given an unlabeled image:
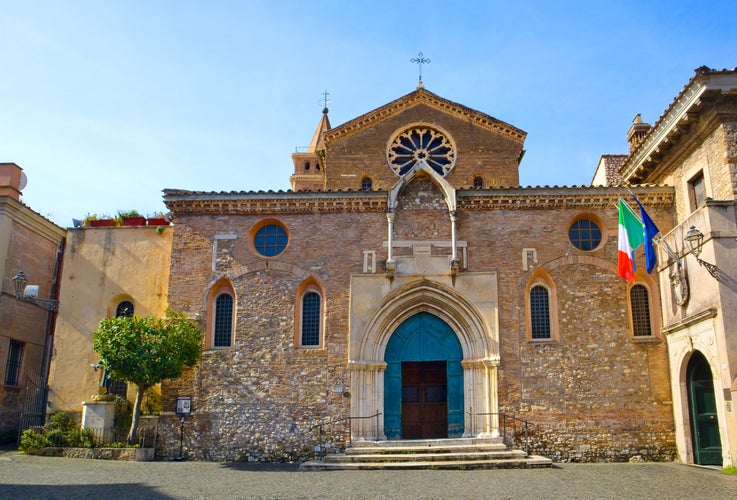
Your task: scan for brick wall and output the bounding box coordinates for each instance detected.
[159,185,676,462]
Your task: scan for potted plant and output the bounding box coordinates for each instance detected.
[85,214,118,227]
[146,213,170,226]
[118,210,146,227]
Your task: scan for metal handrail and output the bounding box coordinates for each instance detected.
[466,410,530,456]
[310,411,382,459]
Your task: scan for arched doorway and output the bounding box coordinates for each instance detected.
[384,312,463,439]
[687,351,722,465]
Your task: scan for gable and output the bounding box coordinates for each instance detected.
[321,89,526,191]
[325,88,526,145]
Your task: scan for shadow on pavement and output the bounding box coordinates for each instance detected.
[217,461,301,472]
[1,483,173,499]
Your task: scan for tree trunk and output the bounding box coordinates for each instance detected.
[127,385,149,444]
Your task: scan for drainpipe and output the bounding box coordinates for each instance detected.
[40,237,65,421]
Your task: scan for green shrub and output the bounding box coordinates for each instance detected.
[19,429,52,453]
[65,428,96,448]
[113,397,133,432]
[47,412,75,433]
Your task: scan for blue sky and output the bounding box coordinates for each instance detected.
[2,1,735,227]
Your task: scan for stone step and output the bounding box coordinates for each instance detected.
[300,455,553,471]
[343,438,508,455]
[343,443,509,455]
[299,437,552,471]
[324,449,527,463]
[348,437,504,448]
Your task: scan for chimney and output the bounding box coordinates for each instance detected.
[0,163,25,201]
[626,114,651,153]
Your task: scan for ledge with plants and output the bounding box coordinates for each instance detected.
[81,211,170,228]
[18,400,157,462]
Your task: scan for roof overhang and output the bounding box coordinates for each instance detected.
[621,69,737,183]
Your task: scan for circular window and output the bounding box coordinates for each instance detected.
[387,126,456,177]
[569,218,602,251]
[254,223,288,256]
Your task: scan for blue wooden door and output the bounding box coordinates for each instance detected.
[384,312,464,439]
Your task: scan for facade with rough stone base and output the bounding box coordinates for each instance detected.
[158,83,687,463]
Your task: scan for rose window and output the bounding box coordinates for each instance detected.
[387,126,456,177]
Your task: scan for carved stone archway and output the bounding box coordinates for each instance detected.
[349,278,499,440]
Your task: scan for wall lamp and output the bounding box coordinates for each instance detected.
[12,270,59,312]
[684,226,720,280]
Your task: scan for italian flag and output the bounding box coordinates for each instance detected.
[618,199,644,282]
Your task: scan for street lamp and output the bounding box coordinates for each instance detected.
[12,270,59,311]
[684,226,720,280]
[13,270,27,298]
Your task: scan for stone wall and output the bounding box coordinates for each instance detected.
[158,184,677,462]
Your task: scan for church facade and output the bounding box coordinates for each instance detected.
[158,85,679,462]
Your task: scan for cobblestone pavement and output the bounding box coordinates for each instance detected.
[2,446,736,499]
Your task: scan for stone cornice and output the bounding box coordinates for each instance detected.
[621,69,737,182]
[323,88,527,146]
[662,307,718,335]
[164,186,673,215]
[457,186,673,210]
[0,196,66,241]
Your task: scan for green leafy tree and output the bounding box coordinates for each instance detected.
[93,310,201,443]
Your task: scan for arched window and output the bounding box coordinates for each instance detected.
[106,299,135,397]
[305,161,311,171]
[473,176,484,188]
[361,177,373,191]
[213,293,234,347]
[301,292,321,346]
[530,285,551,340]
[207,279,236,349]
[116,301,134,318]
[630,284,652,337]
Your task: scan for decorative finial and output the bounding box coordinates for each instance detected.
[411,52,430,88]
[319,90,331,113]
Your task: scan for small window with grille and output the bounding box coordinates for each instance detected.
[630,284,652,337]
[116,301,134,318]
[213,294,234,347]
[4,340,23,387]
[301,292,321,346]
[530,285,551,340]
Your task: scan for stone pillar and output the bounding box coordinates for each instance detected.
[82,400,116,442]
[350,361,387,440]
[449,210,458,262]
[386,212,395,262]
[462,358,499,438]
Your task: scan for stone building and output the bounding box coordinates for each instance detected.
[604,67,737,467]
[159,85,678,462]
[0,163,66,436]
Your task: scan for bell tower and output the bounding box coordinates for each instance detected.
[290,97,331,192]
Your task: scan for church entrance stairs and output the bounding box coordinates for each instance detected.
[299,438,552,470]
